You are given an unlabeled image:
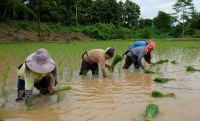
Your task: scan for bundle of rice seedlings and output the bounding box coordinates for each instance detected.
[143,104,159,121]
[186,66,200,72]
[145,70,160,74]
[153,77,175,83]
[154,59,168,65]
[110,54,123,71]
[152,90,175,98]
[171,60,178,64]
[45,86,72,102]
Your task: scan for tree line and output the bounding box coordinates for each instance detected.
[0,0,200,39]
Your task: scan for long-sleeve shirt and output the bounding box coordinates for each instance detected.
[83,49,106,76]
[129,41,146,49]
[18,63,54,90]
[127,46,151,69]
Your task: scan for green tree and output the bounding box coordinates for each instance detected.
[122,0,140,28]
[138,18,153,29]
[190,11,200,29]
[77,0,92,25]
[153,11,173,33]
[0,0,35,20]
[172,0,195,36]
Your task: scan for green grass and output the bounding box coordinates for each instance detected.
[0,41,199,81]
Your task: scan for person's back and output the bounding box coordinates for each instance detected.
[129,41,146,49]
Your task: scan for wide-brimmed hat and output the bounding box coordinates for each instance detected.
[25,48,55,73]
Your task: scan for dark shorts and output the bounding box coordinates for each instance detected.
[17,76,51,95]
[79,52,98,75]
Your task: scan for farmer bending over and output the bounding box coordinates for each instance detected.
[16,48,58,106]
[123,42,155,71]
[79,47,115,78]
[123,40,152,56]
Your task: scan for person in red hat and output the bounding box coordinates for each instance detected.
[123,42,155,71]
[16,48,58,107]
[79,47,115,78]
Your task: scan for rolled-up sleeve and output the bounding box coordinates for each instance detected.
[25,71,35,90]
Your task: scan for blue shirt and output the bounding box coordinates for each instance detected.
[129,41,147,49]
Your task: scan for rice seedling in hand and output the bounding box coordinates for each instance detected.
[186,66,200,72]
[171,60,178,64]
[44,86,72,102]
[110,54,123,71]
[145,70,160,74]
[143,104,159,121]
[154,59,168,65]
[153,77,175,83]
[152,90,175,98]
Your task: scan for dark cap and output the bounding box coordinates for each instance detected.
[106,47,115,57]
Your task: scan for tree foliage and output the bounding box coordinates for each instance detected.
[153,11,173,32]
[172,0,195,36]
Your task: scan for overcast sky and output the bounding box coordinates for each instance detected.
[117,0,200,19]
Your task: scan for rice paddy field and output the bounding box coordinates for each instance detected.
[0,41,200,121]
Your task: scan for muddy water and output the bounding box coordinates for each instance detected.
[1,47,200,121]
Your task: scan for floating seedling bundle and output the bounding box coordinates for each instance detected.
[153,77,175,83]
[145,70,160,74]
[143,104,159,121]
[154,59,168,65]
[171,60,178,64]
[152,90,175,98]
[110,54,123,71]
[186,66,200,72]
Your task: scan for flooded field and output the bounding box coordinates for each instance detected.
[0,41,200,121]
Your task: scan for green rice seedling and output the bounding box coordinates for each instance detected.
[2,86,9,103]
[58,69,63,78]
[145,70,160,74]
[26,100,32,111]
[154,59,168,65]
[155,65,161,71]
[186,66,200,72]
[1,64,10,104]
[143,104,159,121]
[152,90,175,98]
[56,86,61,103]
[118,61,123,77]
[171,60,178,64]
[153,77,175,83]
[110,54,123,71]
[45,86,72,102]
[66,68,73,81]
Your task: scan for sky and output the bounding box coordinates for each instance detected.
[117,0,200,19]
